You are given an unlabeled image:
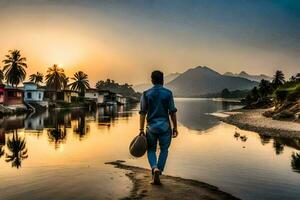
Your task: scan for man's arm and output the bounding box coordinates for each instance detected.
[140,114,146,133]
[170,112,178,138]
[168,92,178,138]
[139,92,147,134]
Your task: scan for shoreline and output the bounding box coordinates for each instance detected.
[106,160,239,200]
[213,109,300,139]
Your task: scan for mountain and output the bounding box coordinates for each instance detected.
[224,71,272,82]
[133,72,180,92]
[166,66,258,97]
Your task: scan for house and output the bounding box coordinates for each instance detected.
[59,90,79,103]
[44,88,79,103]
[85,89,109,104]
[116,94,127,105]
[0,84,23,106]
[23,82,44,102]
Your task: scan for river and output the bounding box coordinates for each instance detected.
[0,98,300,200]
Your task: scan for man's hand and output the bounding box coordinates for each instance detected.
[139,129,145,136]
[172,128,178,138]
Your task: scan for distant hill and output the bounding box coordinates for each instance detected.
[166,66,258,97]
[133,72,180,92]
[224,71,272,82]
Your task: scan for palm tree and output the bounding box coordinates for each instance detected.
[29,72,44,85]
[272,70,285,89]
[70,71,90,97]
[45,64,66,100]
[2,50,27,87]
[259,79,272,98]
[5,130,28,168]
[0,69,4,84]
[62,76,70,90]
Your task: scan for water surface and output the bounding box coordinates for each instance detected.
[0,99,300,200]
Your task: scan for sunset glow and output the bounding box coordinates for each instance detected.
[0,0,299,85]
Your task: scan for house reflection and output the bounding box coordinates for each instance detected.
[24,111,49,133]
[5,130,28,169]
[0,115,25,132]
[97,105,133,128]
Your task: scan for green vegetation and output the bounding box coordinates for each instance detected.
[45,64,67,100]
[2,50,27,87]
[29,72,44,85]
[242,70,300,120]
[0,69,4,84]
[96,79,140,99]
[70,71,90,97]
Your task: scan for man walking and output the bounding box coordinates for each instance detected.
[139,70,178,185]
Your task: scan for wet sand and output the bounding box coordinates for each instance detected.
[106,160,239,200]
[214,109,300,138]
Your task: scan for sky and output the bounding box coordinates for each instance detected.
[0,0,299,85]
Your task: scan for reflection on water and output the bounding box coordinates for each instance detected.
[0,100,300,200]
[5,130,28,169]
[176,98,242,131]
[291,153,300,173]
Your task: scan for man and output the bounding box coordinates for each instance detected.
[139,70,178,185]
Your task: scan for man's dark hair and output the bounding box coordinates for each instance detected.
[151,70,164,85]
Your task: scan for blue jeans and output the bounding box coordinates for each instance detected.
[146,129,172,172]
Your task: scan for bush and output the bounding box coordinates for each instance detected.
[275,89,289,102]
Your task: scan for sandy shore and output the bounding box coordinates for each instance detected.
[214,109,300,138]
[106,160,239,200]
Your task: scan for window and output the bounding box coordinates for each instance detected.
[27,92,32,99]
[38,93,41,99]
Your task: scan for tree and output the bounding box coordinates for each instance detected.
[29,72,43,85]
[251,86,260,101]
[5,130,28,169]
[95,79,137,98]
[259,79,272,98]
[221,88,230,98]
[0,69,4,84]
[70,71,90,97]
[272,70,285,89]
[2,50,27,87]
[45,64,66,100]
[62,76,70,90]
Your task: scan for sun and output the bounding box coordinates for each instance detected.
[58,64,63,68]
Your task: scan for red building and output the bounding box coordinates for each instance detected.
[0,84,24,106]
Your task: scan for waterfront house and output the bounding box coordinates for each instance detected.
[0,84,24,106]
[85,89,109,104]
[116,94,127,105]
[59,90,79,103]
[44,88,79,103]
[23,82,45,102]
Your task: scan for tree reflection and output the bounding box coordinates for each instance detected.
[260,135,271,145]
[291,152,300,173]
[273,139,285,155]
[5,130,28,169]
[47,126,67,150]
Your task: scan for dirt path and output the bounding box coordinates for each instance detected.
[106,160,239,200]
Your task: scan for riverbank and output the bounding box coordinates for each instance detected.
[213,109,300,138]
[106,160,239,200]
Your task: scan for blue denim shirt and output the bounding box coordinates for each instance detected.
[139,85,177,134]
